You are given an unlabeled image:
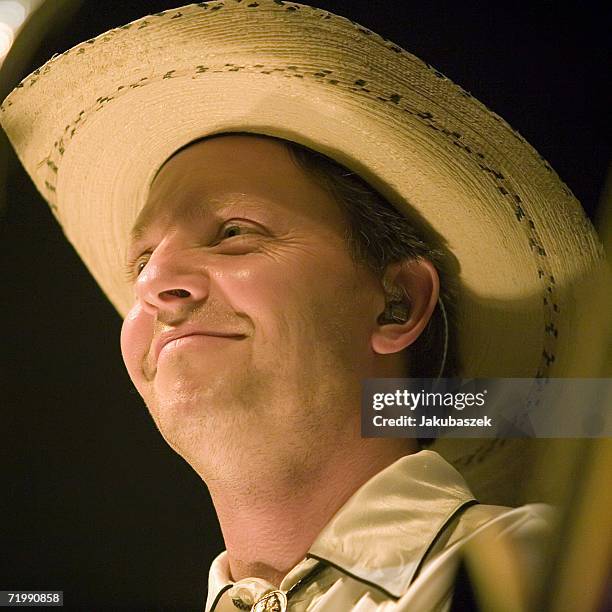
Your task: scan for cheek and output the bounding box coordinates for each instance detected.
[120,303,154,387]
[218,257,314,321]
[219,251,375,344]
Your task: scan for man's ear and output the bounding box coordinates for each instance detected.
[371,258,440,355]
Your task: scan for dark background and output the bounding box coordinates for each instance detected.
[1,1,610,610]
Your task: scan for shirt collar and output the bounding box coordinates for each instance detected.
[206,450,476,609]
[307,450,476,597]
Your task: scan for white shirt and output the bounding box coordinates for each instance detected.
[205,450,551,611]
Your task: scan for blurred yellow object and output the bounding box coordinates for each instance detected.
[529,167,612,611]
[544,439,612,612]
[458,168,611,611]
[462,525,528,612]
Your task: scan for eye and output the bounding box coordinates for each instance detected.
[124,252,151,282]
[135,259,149,276]
[221,224,245,239]
[216,220,263,244]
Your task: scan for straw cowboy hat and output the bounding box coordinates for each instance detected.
[1,0,606,505]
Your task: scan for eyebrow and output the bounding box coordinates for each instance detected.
[129,220,150,244]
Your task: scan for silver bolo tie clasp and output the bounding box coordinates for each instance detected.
[250,590,287,612]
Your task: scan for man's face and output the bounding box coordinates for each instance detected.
[120,135,385,478]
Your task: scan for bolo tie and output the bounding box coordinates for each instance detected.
[230,562,326,612]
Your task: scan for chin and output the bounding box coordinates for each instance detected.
[154,360,231,394]
[151,372,248,419]
[149,389,251,467]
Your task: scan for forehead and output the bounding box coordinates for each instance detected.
[130,135,347,242]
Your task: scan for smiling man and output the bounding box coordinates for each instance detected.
[1,1,605,611]
[121,133,435,591]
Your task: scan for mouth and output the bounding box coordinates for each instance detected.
[153,330,247,364]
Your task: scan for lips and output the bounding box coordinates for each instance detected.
[152,327,246,364]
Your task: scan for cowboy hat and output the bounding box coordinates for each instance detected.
[0,0,605,504]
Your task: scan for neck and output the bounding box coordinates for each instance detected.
[207,438,418,586]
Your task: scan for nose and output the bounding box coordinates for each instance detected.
[134,239,210,317]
